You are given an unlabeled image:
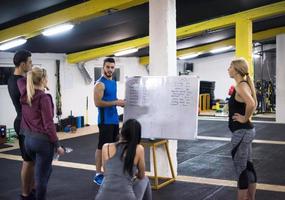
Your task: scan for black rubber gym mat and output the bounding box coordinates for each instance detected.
[0,143,13,149]
[1,159,285,200]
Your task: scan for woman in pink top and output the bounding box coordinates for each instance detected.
[18,66,64,200]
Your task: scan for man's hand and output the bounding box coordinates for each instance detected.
[115,99,125,107]
[232,113,247,123]
[57,146,65,156]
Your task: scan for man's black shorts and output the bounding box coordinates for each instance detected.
[97,124,119,150]
[14,118,33,162]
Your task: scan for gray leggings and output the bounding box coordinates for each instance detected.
[231,128,257,189]
[95,176,152,200]
[133,176,152,200]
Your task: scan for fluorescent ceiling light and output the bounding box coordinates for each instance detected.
[254,42,261,47]
[42,24,74,36]
[253,47,261,54]
[253,53,261,58]
[209,46,233,54]
[0,38,27,50]
[114,48,138,56]
[179,53,201,60]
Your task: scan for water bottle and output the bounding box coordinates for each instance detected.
[53,146,73,160]
[53,153,60,161]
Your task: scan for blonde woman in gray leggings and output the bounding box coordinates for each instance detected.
[227,58,257,200]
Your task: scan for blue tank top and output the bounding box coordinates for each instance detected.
[97,76,119,124]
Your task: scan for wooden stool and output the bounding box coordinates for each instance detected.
[141,139,175,189]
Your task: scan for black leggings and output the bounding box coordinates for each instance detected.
[14,118,32,161]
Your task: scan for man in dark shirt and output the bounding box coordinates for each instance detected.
[8,49,34,199]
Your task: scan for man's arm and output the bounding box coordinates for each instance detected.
[93,82,125,107]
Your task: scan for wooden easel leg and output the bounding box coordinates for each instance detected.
[165,141,175,179]
[152,145,158,188]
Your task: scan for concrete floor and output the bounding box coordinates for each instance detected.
[0,120,284,200]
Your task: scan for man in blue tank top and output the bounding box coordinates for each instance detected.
[93,57,125,185]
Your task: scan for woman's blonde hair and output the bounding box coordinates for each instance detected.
[231,58,257,106]
[26,66,47,106]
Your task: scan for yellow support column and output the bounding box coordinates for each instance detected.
[235,19,254,77]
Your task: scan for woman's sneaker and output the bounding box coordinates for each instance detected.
[19,194,35,200]
[93,173,104,185]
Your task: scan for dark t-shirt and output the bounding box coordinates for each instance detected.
[8,74,24,120]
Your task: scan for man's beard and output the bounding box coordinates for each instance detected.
[104,71,113,78]
[23,67,30,73]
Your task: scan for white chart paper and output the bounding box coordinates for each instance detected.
[124,76,199,140]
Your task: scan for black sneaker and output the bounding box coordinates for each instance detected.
[29,189,36,200]
[19,192,35,200]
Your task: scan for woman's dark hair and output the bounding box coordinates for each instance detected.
[120,119,142,176]
[13,49,31,67]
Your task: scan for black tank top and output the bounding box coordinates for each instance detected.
[228,81,254,132]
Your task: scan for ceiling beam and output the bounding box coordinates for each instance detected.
[0,0,148,43]
[253,26,285,41]
[177,1,285,39]
[67,37,149,63]
[67,1,285,63]
[139,26,285,65]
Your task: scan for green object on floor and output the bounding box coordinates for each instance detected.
[216,109,223,113]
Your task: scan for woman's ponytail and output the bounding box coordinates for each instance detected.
[120,119,142,176]
[231,58,257,109]
[26,66,47,106]
[26,71,35,106]
[246,74,257,109]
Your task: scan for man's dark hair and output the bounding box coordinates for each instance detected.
[103,57,115,67]
[13,50,31,67]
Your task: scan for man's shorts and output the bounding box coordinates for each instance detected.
[97,124,119,150]
[14,118,33,162]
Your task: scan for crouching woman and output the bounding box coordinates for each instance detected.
[95,119,152,200]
